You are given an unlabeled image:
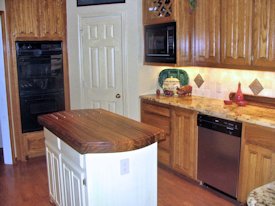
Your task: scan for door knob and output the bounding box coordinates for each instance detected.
[116,94,121,99]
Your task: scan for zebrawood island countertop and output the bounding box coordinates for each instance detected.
[38,109,165,154]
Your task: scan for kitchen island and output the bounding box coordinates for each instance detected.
[38,109,164,206]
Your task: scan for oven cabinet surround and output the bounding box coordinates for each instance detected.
[140,99,198,179]
[39,109,164,206]
[143,0,275,70]
[5,0,70,161]
[238,123,275,203]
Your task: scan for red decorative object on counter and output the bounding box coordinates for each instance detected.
[177,85,192,96]
[235,82,244,102]
[156,89,160,96]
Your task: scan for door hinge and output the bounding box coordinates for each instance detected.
[83,178,86,186]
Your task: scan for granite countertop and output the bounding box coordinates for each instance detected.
[247,181,275,206]
[140,94,275,129]
[38,109,165,154]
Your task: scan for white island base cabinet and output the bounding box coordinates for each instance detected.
[44,128,158,206]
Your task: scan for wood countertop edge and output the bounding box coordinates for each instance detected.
[38,109,165,154]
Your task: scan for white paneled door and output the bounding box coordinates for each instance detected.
[79,14,124,115]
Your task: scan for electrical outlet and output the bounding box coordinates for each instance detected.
[120,158,129,175]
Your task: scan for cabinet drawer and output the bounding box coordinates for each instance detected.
[244,124,275,151]
[142,102,170,117]
[141,112,170,134]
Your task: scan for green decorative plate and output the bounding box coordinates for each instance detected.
[158,69,189,87]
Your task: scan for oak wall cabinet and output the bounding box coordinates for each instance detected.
[39,0,66,38]
[143,0,177,25]
[7,0,65,38]
[221,0,253,67]
[193,0,220,66]
[177,0,193,66]
[143,0,275,71]
[238,123,275,202]
[252,0,275,67]
[5,0,70,161]
[141,100,172,167]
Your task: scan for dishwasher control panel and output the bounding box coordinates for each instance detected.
[197,114,242,137]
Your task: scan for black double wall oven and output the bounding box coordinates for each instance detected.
[16,41,65,133]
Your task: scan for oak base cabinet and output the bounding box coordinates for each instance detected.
[141,100,172,167]
[238,123,275,202]
[140,100,198,180]
[171,108,198,179]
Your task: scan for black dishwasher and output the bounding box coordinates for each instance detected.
[197,114,242,198]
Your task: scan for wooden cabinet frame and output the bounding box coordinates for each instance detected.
[140,99,198,179]
[143,0,275,71]
[238,123,275,202]
[171,108,198,179]
[5,0,70,161]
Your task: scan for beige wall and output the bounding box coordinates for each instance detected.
[66,0,142,120]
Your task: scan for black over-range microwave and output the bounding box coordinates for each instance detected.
[144,22,176,63]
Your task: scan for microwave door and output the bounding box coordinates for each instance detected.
[146,30,169,56]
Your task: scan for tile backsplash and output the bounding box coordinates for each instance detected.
[141,66,275,100]
[183,67,275,99]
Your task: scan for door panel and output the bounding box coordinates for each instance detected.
[253,0,275,67]
[80,15,124,114]
[221,0,252,66]
[194,0,220,65]
[177,0,193,65]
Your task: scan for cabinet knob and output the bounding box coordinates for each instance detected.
[116,94,121,99]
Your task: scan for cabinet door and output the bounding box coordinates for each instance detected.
[45,145,63,206]
[39,0,66,37]
[143,0,176,25]
[221,0,252,66]
[6,0,40,37]
[141,101,171,166]
[252,0,275,67]
[193,0,220,65]
[238,144,275,202]
[62,157,86,206]
[23,131,45,159]
[171,108,197,179]
[177,0,193,66]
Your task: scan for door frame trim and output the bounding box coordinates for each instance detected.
[0,10,15,164]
